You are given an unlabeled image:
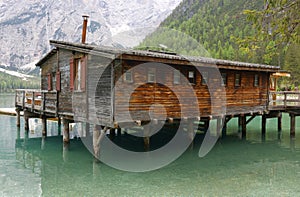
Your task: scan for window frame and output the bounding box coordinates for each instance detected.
[201,71,209,85]
[221,72,227,86]
[188,70,196,84]
[173,69,181,85]
[254,74,259,87]
[147,68,156,83]
[123,70,133,83]
[235,73,241,87]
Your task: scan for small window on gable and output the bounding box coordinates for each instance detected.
[221,73,227,86]
[202,71,208,85]
[254,74,259,87]
[148,68,156,83]
[173,69,180,85]
[235,73,241,87]
[124,70,133,83]
[188,71,195,84]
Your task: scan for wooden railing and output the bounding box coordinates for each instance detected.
[15,89,58,114]
[269,91,300,110]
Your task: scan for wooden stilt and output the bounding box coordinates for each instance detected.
[93,125,106,159]
[290,114,296,137]
[241,115,246,138]
[63,119,70,144]
[24,115,29,131]
[143,124,150,151]
[204,119,210,133]
[222,117,227,138]
[216,117,221,137]
[58,117,62,135]
[85,122,90,137]
[117,128,122,136]
[16,109,21,128]
[262,114,266,135]
[187,119,194,149]
[42,116,47,137]
[109,128,116,140]
[278,113,282,131]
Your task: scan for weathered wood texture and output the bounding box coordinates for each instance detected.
[114,57,270,122]
[86,55,113,126]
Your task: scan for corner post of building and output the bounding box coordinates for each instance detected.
[16,108,21,128]
[63,118,70,144]
[262,114,267,135]
[290,113,296,137]
[42,116,47,137]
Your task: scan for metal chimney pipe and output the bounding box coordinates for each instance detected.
[81,15,89,44]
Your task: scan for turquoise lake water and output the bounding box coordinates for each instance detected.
[0,93,300,196]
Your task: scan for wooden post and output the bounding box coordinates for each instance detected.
[24,115,29,131]
[63,119,70,144]
[16,109,21,128]
[109,128,116,140]
[290,114,296,137]
[93,125,106,159]
[117,128,122,136]
[241,115,246,138]
[222,117,227,138]
[216,117,221,137]
[278,113,282,131]
[58,117,61,136]
[262,114,266,135]
[204,119,210,133]
[42,116,47,137]
[187,119,194,149]
[143,124,150,151]
[85,122,90,137]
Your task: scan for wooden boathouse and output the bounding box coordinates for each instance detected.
[15,38,298,152]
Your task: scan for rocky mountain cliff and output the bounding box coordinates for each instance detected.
[0,0,181,72]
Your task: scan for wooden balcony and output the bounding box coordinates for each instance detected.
[15,89,58,116]
[268,91,300,111]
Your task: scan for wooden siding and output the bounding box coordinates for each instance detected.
[114,59,270,122]
[86,55,113,126]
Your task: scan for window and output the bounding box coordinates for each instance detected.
[201,71,208,85]
[70,56,86,91]
[173,69,180,84]
[148,68,156,83]
[235,73,241,87]
[254,74,259,87]
[221,73,227,86]
[124,70,133,82]
[74,58,81,90]
[188,71,195,84]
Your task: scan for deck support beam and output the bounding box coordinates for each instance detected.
[24,116,29,131]
[63,119,70,144]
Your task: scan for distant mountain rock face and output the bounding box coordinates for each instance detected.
[0,0,181,71]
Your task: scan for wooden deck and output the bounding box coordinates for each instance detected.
[268,91,300,111]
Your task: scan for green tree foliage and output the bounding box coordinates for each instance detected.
[282,44,300,87]
[0,72,40,93]
[238,0,300,65]
[140,0,266,64]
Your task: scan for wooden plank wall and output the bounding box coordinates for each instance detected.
[114,59,270,122]
[87,55,113,126]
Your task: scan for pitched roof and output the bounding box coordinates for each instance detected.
[37,40,280,72]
